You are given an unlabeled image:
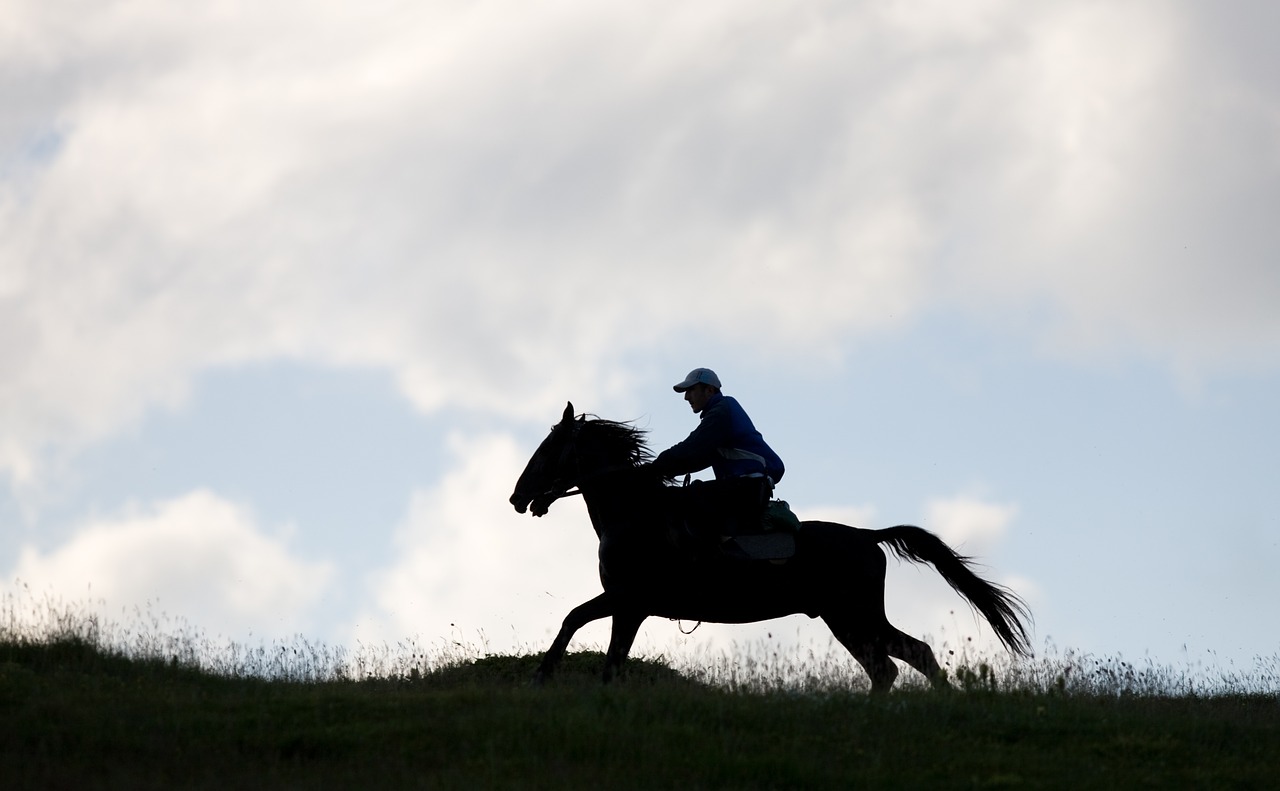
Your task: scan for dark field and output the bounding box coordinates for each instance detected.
[3,621,1278,790]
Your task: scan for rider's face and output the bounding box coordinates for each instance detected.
[684,384,715,413]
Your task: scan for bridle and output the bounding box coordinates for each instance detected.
[527,420,587,515]
[526,419,638,515]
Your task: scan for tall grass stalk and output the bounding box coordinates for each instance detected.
[3,583,1277,696]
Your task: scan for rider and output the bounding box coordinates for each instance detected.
[649,368,785,539]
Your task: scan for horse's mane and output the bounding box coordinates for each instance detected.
[579,415,654,467]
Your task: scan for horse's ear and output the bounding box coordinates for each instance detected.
[562,402,575,424]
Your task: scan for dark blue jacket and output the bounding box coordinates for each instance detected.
[653,394,785,483]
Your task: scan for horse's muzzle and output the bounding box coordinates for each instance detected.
[510,491,555,517]
[509,492,531,514]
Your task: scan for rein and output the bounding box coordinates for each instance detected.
[529,471,630,515]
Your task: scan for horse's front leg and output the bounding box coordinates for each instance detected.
[534,592,615,685]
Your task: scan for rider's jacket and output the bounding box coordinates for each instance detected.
[652,393,785,483]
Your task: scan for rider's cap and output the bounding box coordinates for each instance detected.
[673,368,722,392]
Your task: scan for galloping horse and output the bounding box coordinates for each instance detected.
[509,403,1032,693]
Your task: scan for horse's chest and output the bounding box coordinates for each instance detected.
[597,535,654,584]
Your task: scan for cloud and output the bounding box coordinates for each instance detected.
[352,432,606,653]
[8,489,335,639]
[990,3,1280,374]
[800,504,879,529]
[2,0,1277,486]
[923,495,1018,554]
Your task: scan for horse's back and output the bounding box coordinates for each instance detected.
[797,520,882,547]
[795,520,888,578]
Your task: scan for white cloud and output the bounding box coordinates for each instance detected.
[923,495,1019,554]
[800,504,879,528]
[2,0,1277,488]
[352,432,606,653]
[8,489,335,640]
[993,4,1280,374]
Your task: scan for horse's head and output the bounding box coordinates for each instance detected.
[510,402,654,517]
[510,402,582,517]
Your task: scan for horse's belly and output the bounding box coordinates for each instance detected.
[637,564,819,623]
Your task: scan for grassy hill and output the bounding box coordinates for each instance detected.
[3,626,1279,789]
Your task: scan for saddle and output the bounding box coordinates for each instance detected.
[720,500,801,562]
[671,499,801,563]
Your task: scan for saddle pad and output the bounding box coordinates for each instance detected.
[731,532,796,561]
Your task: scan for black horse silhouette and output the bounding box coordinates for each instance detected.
[509,402,1032,693]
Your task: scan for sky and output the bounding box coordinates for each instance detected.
[3,1,1278,677]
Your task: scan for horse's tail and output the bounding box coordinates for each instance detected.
[873,525,1033,657]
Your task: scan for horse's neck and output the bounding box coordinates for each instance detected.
[579,471,659,534]
[580,482,628,522]
[580,483,678,574]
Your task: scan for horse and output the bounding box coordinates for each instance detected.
[509,402,1032,693]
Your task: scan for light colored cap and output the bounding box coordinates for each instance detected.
[673,368,722,392]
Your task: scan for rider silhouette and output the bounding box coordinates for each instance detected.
[649,368,785,541]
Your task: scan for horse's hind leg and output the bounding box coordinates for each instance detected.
[823,617,898,694]
[884,626,948,689]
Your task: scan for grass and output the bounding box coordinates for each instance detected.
[2,589,1279,789]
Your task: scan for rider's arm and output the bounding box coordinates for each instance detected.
[651,399,732,477]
